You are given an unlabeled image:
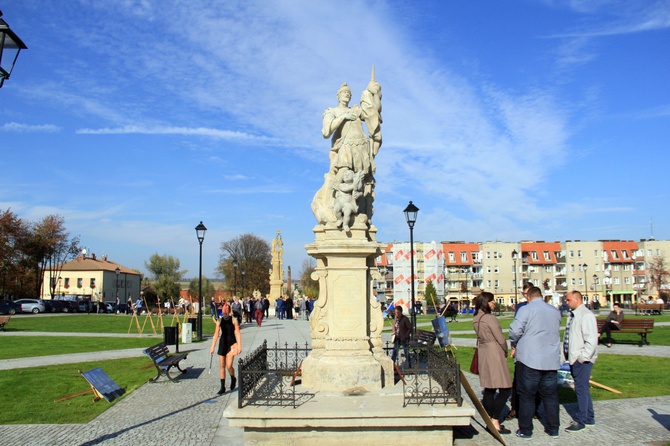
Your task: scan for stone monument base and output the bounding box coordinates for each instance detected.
[224,385,474,445]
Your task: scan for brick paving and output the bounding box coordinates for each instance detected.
[1,316,669,445]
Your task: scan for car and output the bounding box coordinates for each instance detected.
[44,299,66,313]
[14,298,46,314]
[0,299,22,315]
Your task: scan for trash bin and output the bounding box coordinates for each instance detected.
[164,326,178,345]
[181,322,192,344]
[188,317,198,334]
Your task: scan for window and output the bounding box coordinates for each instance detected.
[657,249,661,256]
[77,278,83,288]
[461,251,468,262]
[625,277,631,285]
[64,278,70,287]
[531,251,539,261]
[570,265,575,272]
[648,249,652,257]
[622,250,629,259]
[613,264,620,272]
[90,278,96,288]
[486,266,491,274]
[569,251,574,258]
[571,278,576,285]
[579,278,584,286]
[448,252,454,262]
[494,279,500,287]
[494,266,499,274]
[486,280,492,287]
[594,249,599,257]
[614,277,620,285]
[610,250,619,260]
[543,251,551,261]
[578,250,582,258]
[486,252,491,259]
[545,265,552,273]
[623,264,630,271]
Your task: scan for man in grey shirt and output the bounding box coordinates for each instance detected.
[509,286,562,439]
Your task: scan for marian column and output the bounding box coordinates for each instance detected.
[302,68,392,391]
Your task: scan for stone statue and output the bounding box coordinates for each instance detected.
[311,67,382,232]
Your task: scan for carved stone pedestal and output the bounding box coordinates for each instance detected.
[301,224,393,392]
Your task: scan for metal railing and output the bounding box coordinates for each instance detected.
[237,340,313,408]
[384,341,462,407]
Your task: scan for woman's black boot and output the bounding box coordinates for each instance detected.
[217,379,226,395]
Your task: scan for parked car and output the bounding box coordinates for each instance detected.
[58,300,79,313]
[44,299,66,313]
[14,298,46,314]
[0,299,22,315]
[99,302,114,313]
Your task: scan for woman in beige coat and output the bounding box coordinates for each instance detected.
[473,292,513,434]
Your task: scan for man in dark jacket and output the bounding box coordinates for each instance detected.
[391,306,412,366]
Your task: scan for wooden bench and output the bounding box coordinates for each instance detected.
[143,342,189,382]
[597,318,654,346]
[0,316,9,331]
[409,329,437,348]
[633,303,663,315]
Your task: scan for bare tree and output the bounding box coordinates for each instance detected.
[648,256,669,300]
[27,215,80,298]
[218,234,271,296]
[298,258,318,298]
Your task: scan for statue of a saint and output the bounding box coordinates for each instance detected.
[311,68,382,232]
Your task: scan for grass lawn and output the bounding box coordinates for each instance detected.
[5,314,217,335]
[454,347,670,403]
[0,336,160,360]
[0,357,155,424]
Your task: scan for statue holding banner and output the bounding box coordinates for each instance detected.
[311,67,382,233]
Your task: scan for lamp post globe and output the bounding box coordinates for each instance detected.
[195,221,207,341]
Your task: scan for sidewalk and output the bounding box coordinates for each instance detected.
[1,317,669,445]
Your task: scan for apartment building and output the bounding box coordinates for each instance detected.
[374,239,670,310]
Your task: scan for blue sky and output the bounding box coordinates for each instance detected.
[1,1,669,280]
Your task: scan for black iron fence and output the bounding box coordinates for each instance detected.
[384,340,462,407]
[237,340,313,408]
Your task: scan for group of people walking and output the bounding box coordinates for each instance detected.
[275,295,315,320]
[473,285,601,439]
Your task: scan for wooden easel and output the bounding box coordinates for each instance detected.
[140,296,157,335]
[127,300,143,336]
[156,297,165,332]
[169,297,180,326]
[55,368,125,403]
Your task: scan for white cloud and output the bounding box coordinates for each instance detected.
[0,122,61,132]
[75,125,277,143]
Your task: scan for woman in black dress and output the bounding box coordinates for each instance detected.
[209,303,242,394]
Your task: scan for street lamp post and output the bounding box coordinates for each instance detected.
[115,266,120,302]
[593,273,599,309]
[195,221,207,341]
[233,258,238,297]
[0,11,28,89]
[512,250,519,305]
[403,201,419,339]
[241,270,246,298]
[581,263,588,303]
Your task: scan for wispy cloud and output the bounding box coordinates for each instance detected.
[75,125,277,142]
[0,122,61,132]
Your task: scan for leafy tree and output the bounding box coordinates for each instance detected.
[218,234,271,297]
[424,279,437,309]
[0,209,31,298]
[298,258,318,298]
[188,276,215,302]
[144,254,185,302]
[648,256,669,300]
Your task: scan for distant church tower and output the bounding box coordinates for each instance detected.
[269,231,284,305]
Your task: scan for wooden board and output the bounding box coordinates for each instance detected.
[460,370,507,446]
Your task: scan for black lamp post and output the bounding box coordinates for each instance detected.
[233,258,238,297]
[115,266,120,301]
[512,250,519,304]
[195,221,207,341]
[403,201,419,338]
[581,263,588,302]
[593,273,598,308]
[241,269,246,298]
[0,11,27,89]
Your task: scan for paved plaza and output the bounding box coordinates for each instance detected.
[1,316,669,445]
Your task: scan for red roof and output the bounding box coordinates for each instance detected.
[521,242,562,265]
[442,242,479,266]
[602,241,638,263]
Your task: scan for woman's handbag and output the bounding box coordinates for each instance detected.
[470,347,479,374]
